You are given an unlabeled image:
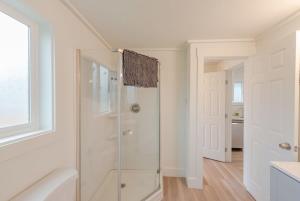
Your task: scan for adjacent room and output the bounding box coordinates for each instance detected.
[0,0,300,201]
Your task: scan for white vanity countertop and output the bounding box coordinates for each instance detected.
[271,161,300,182]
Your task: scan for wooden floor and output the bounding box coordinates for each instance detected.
[163,151,255,201]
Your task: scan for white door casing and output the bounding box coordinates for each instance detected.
[199,71,226,162]
[186,40,256,189]
[244,33,299,201]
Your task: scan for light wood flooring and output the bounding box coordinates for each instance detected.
[163,151,255,201]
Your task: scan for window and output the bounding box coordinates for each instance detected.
[233,81,243,104]
[0,8,39,139]
[0,2,53,141]
[0,11,30,128]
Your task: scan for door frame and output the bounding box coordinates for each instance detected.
[186,39,256,189]
[75,49,81,201]
[225,69,233,162]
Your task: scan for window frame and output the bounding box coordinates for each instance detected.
[232,81,244,105]
[0,3,39,138]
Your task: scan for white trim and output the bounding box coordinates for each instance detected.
[0,1,35,26]
[162,167,185,177]
[186,40,256,191]
[28,12,40,135]
[59,0,112,50]
[186,177,202,189]
[187,38,255,44]
[0,129,56,163]
[256,9,300,40]
[225,70,233,162]
[145,189,163,201]
[0,129,54,148]
[130,48,184,52]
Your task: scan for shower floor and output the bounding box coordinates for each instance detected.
[90,170,159,201]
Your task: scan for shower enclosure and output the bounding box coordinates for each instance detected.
[77,49,161,201]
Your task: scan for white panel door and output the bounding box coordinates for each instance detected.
[200,71,226,162]
[244,33,299,201]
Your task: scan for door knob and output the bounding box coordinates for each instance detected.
[279,143,291,150]
[122,129,133,136]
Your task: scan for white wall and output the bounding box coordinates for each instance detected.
[134,49,187,177]
[120,86,159,171]
[256,13,300,50]
[0,0,113,200]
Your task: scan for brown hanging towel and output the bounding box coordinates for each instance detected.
[122,49,159,88]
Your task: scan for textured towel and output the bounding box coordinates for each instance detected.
[122,49,159,88]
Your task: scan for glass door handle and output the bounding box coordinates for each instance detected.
[122,129,133,136]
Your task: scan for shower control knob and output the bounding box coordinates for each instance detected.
[131,103,141,113]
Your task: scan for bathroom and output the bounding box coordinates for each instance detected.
[1,1,300,201]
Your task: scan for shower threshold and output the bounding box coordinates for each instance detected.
[88,169,162,201]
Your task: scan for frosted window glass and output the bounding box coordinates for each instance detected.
[233,82,243,104]
[0,11,29,128]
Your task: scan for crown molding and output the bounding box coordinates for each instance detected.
[187,38,255,44]
[60,0,112,50]
[256,9,300,40]
[129,48,184,52]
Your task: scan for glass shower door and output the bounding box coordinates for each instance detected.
[79,50,160,201]
[80,52,119,201]
[119,85,160,201]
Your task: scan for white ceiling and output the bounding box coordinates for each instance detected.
[69,0,300,48]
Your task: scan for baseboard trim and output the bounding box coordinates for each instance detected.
[162,167,185,177]
[146,188,163,201]
[186,177,203,189]
[246,180,264,201]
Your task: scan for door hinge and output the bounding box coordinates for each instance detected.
[157,169,160,174]
[225,147,228,152]
[225,113,228,118]
[225,80,228,85]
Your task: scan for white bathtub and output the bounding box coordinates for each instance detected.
[10,168,78,201]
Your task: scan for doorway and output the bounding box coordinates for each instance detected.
[202,57,246,163]
[226,62,245,163]
[202,57,252,200]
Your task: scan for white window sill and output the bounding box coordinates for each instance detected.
[0,129,54,148]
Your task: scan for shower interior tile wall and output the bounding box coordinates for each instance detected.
[121,87,159,170]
